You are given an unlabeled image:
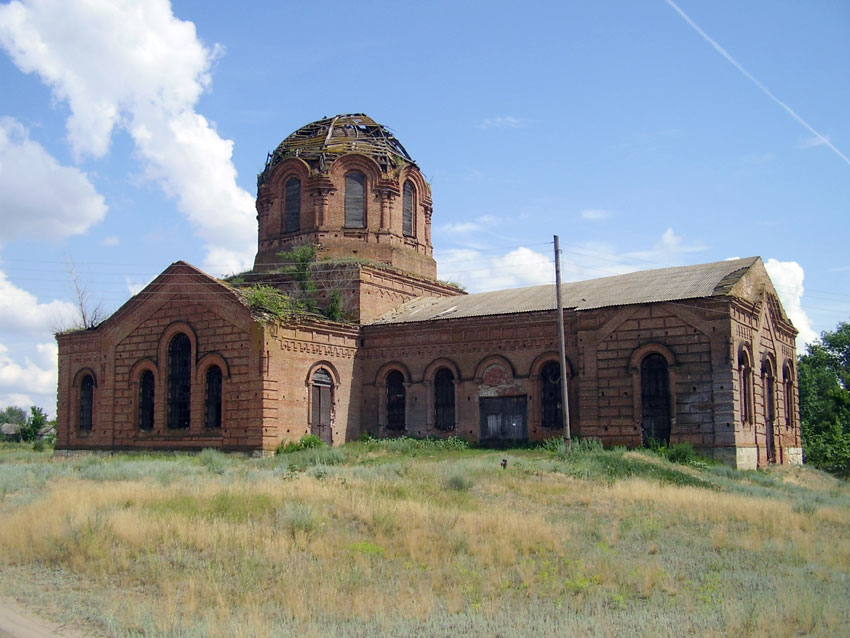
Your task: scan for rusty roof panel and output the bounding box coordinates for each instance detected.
[369,257,759,325]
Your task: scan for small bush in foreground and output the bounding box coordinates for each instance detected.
[277,434,325,455]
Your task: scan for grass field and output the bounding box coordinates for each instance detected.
[1,439,848,637]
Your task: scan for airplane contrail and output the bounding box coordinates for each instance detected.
[664,0,850,167]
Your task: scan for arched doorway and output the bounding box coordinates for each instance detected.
[386,370,406,431]
[641,354,671,445]
[311,368,333,444]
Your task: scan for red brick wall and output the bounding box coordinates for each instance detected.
[56,265,267,453]
[255,156,437,279]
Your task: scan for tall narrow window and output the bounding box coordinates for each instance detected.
[284,177,301,233]
[434,368,455,430]
[311,368,333,444]
[641,354,671,445]
[139,370,154,431]
[79,374,94,431]
[402,180,414,237]
[763,361,776,463]
[540,362,563,429]
[739,349,753,425]
[168,334,191,429]
[205,366,222,429]
[783,364,794,429]
[344,171,366,228]
[386,370,405,430]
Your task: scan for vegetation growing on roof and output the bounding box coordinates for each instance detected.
[241,284,298,321]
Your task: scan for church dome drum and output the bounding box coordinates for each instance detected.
[253,113,436,279]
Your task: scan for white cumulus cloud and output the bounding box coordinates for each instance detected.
[438,246,552,292]
[0,342,58,405]
[0,0,255,272]
[0,118,106,241]
[764,258,818,348]
[0,268,77,335]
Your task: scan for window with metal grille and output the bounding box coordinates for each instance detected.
[641,354,670,445]
[205,366,222,429]
[739,349,753,425]
[344,171,366,228]
[284,177,300,233]
[79,374,93,431]
[386,370,405,430]
[540,362,562,429]
[434,368,455,430]
[138,370,154,431]
[311,369,332,428]
[783,365,794,428]
[762,360,776,462]
[402,180,414,237]
[168,334,191,429]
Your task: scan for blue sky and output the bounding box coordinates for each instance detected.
[0,0,848,415]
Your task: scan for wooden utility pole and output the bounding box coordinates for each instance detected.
[553,235,572,452]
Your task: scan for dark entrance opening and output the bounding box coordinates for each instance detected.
[641,354,671,445]
[479,396,527,446]
[311,369,333,444]
[434,368,455,430]
[386,371,406,431]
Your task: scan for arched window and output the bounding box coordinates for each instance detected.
[739,348,754,426]
[386,370,405,431]
[283,177,301,233]
[762,360,776,463]
[641,354,671,445]
[783,364,795,429]
[79,374,94,431]
[403,180,415,237]
[311,368,333,444]
[138,370,154,431]
[205,366,222,429]
[344,171,366,228]
[540,361,563,429]
[434,368,455,430]
[168,334,191,429]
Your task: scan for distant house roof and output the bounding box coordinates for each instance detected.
[370,257,760,325]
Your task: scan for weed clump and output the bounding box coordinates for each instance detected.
[198,448,228,474]
[277,434,325,455]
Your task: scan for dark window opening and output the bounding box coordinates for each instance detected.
[205,366,222,429]
[168,333,191,429]
[434,368,455,430]
[345,171,366,228]
[284,177,301,233]
[783,366,794,428]
[79,374,94,431]
[763,362,776,463]
[480,396,527,445]
[139,370,154,431]
[403,180,414,237]
[739,350,753,425]
[540,362,563,429]
[386,370,405,430]
[311,368,333,444]
[641,354,671,446]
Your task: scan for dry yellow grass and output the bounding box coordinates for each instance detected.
[1,445,848,636]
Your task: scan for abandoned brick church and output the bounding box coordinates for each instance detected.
[55,114,802,469]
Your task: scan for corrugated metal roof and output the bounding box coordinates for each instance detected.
[370,257,759,325]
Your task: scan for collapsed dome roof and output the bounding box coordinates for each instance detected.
[258,113,414,187]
